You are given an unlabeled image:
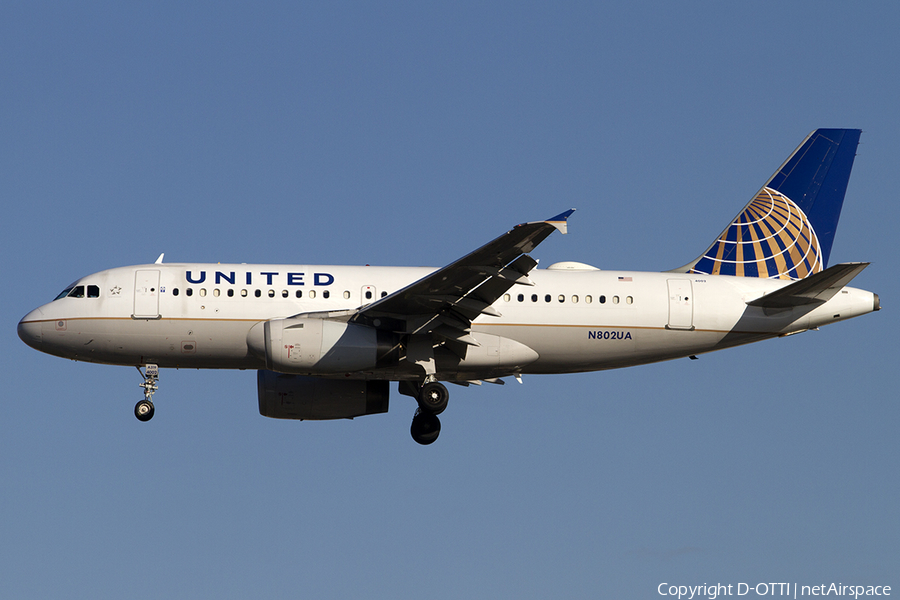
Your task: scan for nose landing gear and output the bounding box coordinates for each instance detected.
[135,364,158,422]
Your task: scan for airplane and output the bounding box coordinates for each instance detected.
[18,128,880,444]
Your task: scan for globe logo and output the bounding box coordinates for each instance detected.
[690,187,822,280]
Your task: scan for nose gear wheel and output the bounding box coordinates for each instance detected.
[135,399,155,421]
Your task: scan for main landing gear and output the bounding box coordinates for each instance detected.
[409,380,449,445]
[135,364,158,422]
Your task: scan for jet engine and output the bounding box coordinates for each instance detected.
[247,317,398,374]
[257,370,389,420]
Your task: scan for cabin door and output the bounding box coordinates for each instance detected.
[133,270,161,319]
[666,279,694,330]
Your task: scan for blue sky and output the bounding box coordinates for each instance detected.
[3,2,898,598]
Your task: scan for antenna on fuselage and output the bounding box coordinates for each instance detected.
[155,253,164,264]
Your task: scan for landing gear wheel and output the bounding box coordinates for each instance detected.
[410,409,441,445]
[135,399,155,422]
[417,381,449,415]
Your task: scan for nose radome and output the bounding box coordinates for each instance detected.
[17,307,44,350]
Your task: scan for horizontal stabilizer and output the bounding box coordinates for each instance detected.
[746,262,869,309]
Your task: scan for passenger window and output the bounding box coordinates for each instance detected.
[186,288,193,297]
[199,289,207,297]
[381,291,388,298]
[268,290,275,298]
[544,294,551,303]
[517,294,524,302]
[599,295,606,304]
[254,289,261,298]
[504,294,511,302]
[613,295,620,304]
[585,295,592,304]
[531,294,538,302]
[213,289,220,297]
[365,290,373,300]
[282,290,289,298]
[68,285,85,298]
[626,296,633,305]
[572,295,578,304]
[295,290,302,298]
[227,289,234,297]
[87,285,100,298]
[173,288,180,297]
[558,294,565,303]
[343,291,351,299]
[323,290,330,299]
[241,289,248,297]
[309,290,316,299]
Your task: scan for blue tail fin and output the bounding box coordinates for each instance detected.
[678,129,861,279]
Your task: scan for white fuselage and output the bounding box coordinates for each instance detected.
[17,262,878,380]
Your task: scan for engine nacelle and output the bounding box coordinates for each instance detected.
[257,370,390,420]
[248,317,396,374]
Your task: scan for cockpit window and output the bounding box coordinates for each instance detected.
[54,286,75,301]
[54,283,100,300]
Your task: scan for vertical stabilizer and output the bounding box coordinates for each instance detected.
[675,129,861,279]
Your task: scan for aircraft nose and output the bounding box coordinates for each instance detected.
[18,307,44,350]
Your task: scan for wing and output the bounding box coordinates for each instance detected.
[350,210,575,346]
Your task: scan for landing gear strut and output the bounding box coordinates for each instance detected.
[409,380,449,445]
[135,364,158,422]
